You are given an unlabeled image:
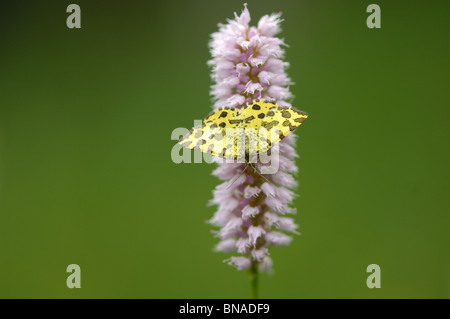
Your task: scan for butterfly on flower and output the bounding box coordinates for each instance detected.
[178,99,308,164]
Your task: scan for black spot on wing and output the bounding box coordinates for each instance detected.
[244,115,255,123]
[262,120,279,130]
[281,110,291,118]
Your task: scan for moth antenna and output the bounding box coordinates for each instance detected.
[259,172,272,185]
[226,163,249,189]
[248,162,273,185]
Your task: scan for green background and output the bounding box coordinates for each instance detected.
[0,0,449,298]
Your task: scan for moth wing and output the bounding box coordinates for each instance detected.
[236,100,274,156]
[178,123,230,158]
[203,106,240,125]
[240,99,275,129]
[260,106,308,148]
[202,106,245,159]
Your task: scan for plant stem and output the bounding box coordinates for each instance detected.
[249,262,258,299]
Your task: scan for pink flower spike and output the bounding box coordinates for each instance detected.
[207,4,303,275]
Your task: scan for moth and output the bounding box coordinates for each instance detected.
[178,99,308,162]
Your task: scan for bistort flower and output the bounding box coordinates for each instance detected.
[208,4,301,275]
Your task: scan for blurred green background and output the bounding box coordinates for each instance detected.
[0,0,449,298]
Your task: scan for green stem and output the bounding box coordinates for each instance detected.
[249,262,258,299]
